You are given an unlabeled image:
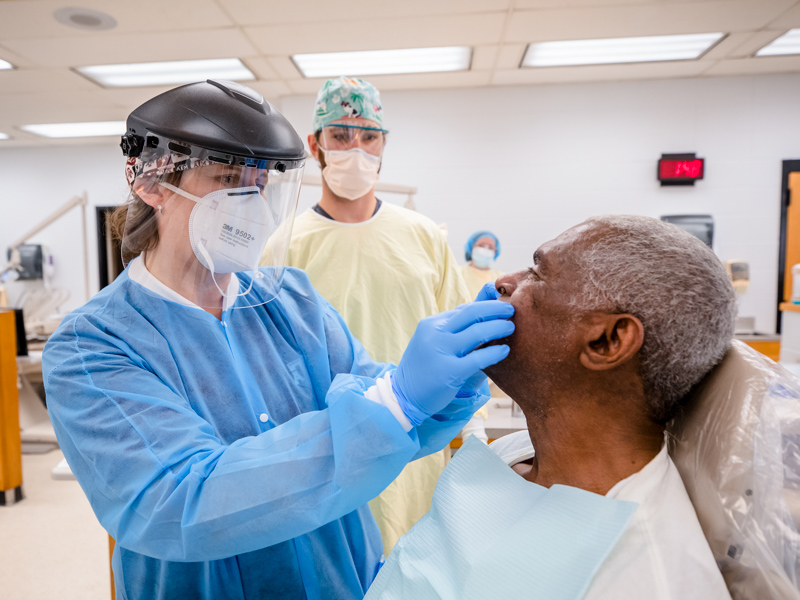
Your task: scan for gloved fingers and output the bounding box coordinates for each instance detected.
[456,371,488,397]
[461,344,511,373]
[474,282,500,302]
[461,370,487,390]
[452,319,515,356]
[445,300,514,333]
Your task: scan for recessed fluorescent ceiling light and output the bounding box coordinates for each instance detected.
[21,121,127,138]
[0,133,9,140]
[522,33,725,67]
[292,46,472,77]
[756,29,800,56]
[76,58,255,87]
[0,59,13,70]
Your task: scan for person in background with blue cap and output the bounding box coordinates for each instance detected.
[43,80,515,600]
[461,231,504,299]
[264,77,472,557]
[458,231,507,444]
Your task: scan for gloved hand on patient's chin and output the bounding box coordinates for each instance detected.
[391,300,514,426]
[456,370,489,399]
[455,282,504,398]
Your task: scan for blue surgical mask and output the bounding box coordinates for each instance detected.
[472,246,495,269]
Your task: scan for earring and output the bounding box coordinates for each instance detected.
[157,205,163,214]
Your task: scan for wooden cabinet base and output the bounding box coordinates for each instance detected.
[742,340,781,362]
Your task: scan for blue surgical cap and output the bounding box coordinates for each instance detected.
[465,231,501,261]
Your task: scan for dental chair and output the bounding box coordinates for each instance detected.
[668,339,800,599]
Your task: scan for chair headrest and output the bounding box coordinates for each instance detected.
[667,339,800,599]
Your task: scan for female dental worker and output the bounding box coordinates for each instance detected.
[461,231,504,299]
[42,80,514,600]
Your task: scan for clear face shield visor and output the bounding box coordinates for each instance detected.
[122,158,304,310]
[318,124,388,157]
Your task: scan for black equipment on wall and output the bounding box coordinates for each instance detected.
[660,214,714,248]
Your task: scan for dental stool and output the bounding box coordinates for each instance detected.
[668,339,800,599]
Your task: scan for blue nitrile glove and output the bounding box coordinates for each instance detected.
[391,300,515,426]
[457,282,504,398]
[475,282,500,302]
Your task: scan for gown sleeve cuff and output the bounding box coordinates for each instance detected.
[364,371,413,433]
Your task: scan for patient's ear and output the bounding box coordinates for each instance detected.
[579,313,644,371]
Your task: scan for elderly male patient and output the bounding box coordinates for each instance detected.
[366,215,735,600]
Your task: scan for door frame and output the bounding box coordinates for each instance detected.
[778,160,800,333]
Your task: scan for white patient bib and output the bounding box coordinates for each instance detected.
[365,436,638,600]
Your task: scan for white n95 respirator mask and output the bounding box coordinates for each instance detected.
[321,148,381,200]
[160,182,277,296]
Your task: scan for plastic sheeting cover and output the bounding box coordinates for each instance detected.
[668,339,800,599]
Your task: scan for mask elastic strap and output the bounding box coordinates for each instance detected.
[159,181,204,203]
[195,242,228,300]
[196,241,261,303]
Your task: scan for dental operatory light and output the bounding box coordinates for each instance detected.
[521,33,725,67]
[0,59,13,70]
[292,47,472,77]
[756,29,800,56]
[21,121,126,138]
[76,59,255,88]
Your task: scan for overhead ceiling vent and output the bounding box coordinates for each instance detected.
[53,7,117,31]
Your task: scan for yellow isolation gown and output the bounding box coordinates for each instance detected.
[267,202,471,557]
[459,263,505,300]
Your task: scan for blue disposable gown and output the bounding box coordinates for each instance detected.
[43,267,483,600]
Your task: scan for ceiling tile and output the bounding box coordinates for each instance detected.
[99,86,185,110]
[472,45,499,71]
[0,68,98,94]
[220,0,510,25]
[243,57,279,80]
[267,56,303,80]
[704,55,800,75]
[286,71,492,94]
[723,30,788,58]
[0,0,233,40]
[513,0,726,6]
[248,80,293,99]
[4,91,129,125]
[767,3,800,28]
[3,29,259,68]
[701,32,752,60]
[495,44,527,69]
[0,43,35,69]
[505,1,796,43]
[356,70,492,91]
[493,59,712,85]
[286,78,330,95]
[245,13,506,55]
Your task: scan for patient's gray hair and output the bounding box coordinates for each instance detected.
[578,215,737,424]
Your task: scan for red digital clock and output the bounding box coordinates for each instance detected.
[658,154,704,186]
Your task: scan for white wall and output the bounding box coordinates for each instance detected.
[1,73,797,332]
[281,74,800,334]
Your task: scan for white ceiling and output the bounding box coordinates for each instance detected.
[1,0,800,146]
